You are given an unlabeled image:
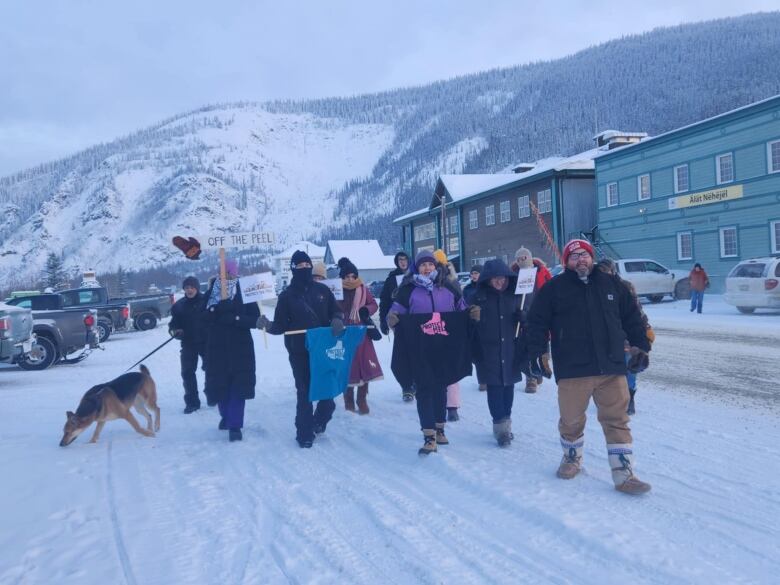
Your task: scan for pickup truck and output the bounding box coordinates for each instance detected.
[612,258,686,302]
[0,302,34,365]
[4,301,100,370]
[115,292,174,331]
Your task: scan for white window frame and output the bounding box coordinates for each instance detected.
[674,164,689,194]
[517,195,530,218]
[499,200,511,223]
[719,226,738,258]
[469,209,478,230]
[768,140,780,174]
[413,221,436,242]
[716,152,734,185]
[770,220,780,254]
[606,182,619,207]
[637,174,651,201]
[537,189,552,214]
[677,231,693,261]
[448,214,459,234]
[485,204,495,226]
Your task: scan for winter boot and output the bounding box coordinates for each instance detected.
[343,387,356,412]
[313,422,326,435]
[356,385,370,415]
[228,429,242,442]
[218,418,228,431]
[183,404,200,414]
[627,389,636,416]
[557,438,583,479]
[446,407,459,422]
[524,377,538,393]
[608,444,651,495]
[435,422,449,445]
[493,419,512,447]
[419,429,437,455]
[402,386,415,402]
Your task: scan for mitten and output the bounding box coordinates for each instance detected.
[358,306,371,323]
[626,347,649,374]
[468,305,481,321]
[646,327,655,344]
[386,311,400,329]
[380,320,389,335]
[331,317,345,337]
[169,328,184,339]
[527,353,552,380]
[256,315,272,330]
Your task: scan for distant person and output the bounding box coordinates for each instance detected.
[379,251,415,402]
[688,263,710,314]
[169,276,207,414]
[312,262,327,282]
[462,264,482,306]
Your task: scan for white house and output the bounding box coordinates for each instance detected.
[324,240,397,284]
[272,241,326,288]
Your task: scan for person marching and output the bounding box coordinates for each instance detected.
[462,264,487,392]
[471,259,525,447]
[526,239,652,494]
[203,259,260,442]
[336,257,383,415]
[688,262,710,314]
[386,250,471,455]
[379,251,415,402]
[257,250,345,448]
[169,275,208,414]
[512,246,552,393]
[434,248,464,422]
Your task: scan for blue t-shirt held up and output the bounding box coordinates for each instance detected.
[305,326,366,401]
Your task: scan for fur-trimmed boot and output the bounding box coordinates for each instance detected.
[493,418,512,447]
[627,389,636,416]
[356,384,370,415]
[557,438,583,479]
[419,429,437,455]
[343,387,356,412]
[435,422,449,445]
[608,444,651,495]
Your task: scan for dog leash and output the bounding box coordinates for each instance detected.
[125,336,175,371]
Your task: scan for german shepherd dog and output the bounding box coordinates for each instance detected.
[60,365,160,446]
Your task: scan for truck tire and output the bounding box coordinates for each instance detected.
[135,313,158,331]
[96,319,113,343]
[647,294,664,303]
[736,306,755,314]
[18,336,58,371]
[674,278,691,300]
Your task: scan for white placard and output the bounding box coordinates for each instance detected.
[240,272,276,303]
[514,267,538,295]
[395,274,404,286]
[321,278,344,301]
[196,231,275,250]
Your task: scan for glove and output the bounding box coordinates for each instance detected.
[514,308,528,327]
[256,315,272,330]
[386,311,399,329]
[468,305,481,322]
[169,328,183,339]
[627,347,649,374]
[330,317,345,337]
[646,327,655,345]
[527,353,552,380]
[358,306,371,323]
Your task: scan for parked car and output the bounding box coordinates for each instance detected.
[724,256,780,314]
[612,258,684,302]
[58,287,173,333]
[0,302,34,365]
[18,308,99,370]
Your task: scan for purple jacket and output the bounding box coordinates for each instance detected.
[390,281,466,316]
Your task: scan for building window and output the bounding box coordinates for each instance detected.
[499,200,511,223]
[674,164,689,193]
[637,174,651,201]
[485,204,495,226]
[716,153,734,184]
[469,209,478,230]
[771,221,780,254]
[537,189,552,213]
[448,215,459,234]
[719,226,738,258]
[606,182,619,207]
[414,222,436,242]
[677,232,693,261]
[517,195,530,218]
[768,140,780,173]
[448,236,459,253]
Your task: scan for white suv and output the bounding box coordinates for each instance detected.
[724,257,780,313]
[613,259,683,303]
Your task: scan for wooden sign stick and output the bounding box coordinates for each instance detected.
[219,247,228,300]
[257,301,268,349]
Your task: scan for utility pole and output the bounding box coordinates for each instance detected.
[439,193,448,255]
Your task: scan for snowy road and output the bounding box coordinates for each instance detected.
[1,297,778,584]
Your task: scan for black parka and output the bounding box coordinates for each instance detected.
[268,280,341,354]
[378,252,409,331]
[169,292,207,346]
[526,268,650,382]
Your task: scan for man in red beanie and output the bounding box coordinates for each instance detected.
[525,239,653,495]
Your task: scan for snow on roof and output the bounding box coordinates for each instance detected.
[272,241,326,260]
[439,174,520,202]
[393,205,431,223]
[325,240,396,270]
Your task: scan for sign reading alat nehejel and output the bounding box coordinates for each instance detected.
[197,231,275,250]
[667,185,743,210]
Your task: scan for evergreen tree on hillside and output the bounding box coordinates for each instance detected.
[43,252,69,291]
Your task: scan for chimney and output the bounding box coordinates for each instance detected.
[512,163,535,174]
[593,130,648,150]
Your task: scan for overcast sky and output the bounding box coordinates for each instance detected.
[1,1,776,176]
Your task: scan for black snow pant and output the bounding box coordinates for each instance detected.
[181,343,207,408]
[415,384,447,430]
[289,351,335,443]
[486,384,514,423]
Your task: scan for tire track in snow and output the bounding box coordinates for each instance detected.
[106,440,138,585]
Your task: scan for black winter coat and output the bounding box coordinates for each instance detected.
[462,282,478,306]
[203,282,260,405]
[269,281,342,354]
[473,283,524,386]
[527,268,650,382]
[169,293,207,346]
[379,267,405,329]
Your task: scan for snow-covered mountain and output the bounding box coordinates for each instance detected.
[2,12,780,287]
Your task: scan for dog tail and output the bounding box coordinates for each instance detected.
[139,364,151,377]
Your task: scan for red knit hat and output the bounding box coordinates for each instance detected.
[562,239,595,264]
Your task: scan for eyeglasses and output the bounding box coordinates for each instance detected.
[568,251,591,261]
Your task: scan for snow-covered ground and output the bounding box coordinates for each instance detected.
[1,298,779,584]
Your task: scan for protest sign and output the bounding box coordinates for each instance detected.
[514,267,538,296]
[240,272,276,304]
[321,278,344,301]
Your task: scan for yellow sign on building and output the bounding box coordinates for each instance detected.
[667,185,743,210]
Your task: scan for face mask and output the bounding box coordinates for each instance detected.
[290,267,313,287]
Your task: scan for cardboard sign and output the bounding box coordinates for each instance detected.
[197,232,275,250]
[321,278,344,301]
[240,272,276,303]
[514,267,538,296]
